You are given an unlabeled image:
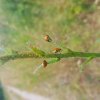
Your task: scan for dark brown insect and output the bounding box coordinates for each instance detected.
[44,35,52,42]
[53,48,61,53]
[42,60,48,68]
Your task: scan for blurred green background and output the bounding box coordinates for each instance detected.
[0,0,100,100]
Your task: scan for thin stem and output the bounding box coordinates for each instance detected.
[0,52,100,63]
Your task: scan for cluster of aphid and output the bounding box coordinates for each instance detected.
[42,35,62,68]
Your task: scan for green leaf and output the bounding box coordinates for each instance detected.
[31,47,46,57]
[48,58,60,64]
[80,56,94,72]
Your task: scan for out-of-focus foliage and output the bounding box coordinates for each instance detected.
[0,0,100,100]
[0,0,98,52]
[0,0,95,30]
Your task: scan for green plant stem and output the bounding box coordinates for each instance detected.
[46,52,100,58]
[0,52,100,63]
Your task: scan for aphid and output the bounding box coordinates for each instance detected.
[44,35,52,42]
[42,60,48,68]
[53,48,61,53]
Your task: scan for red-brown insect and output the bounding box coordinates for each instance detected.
[42,60,48,68]
[44,35,52,42]
[53,48,61,53]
